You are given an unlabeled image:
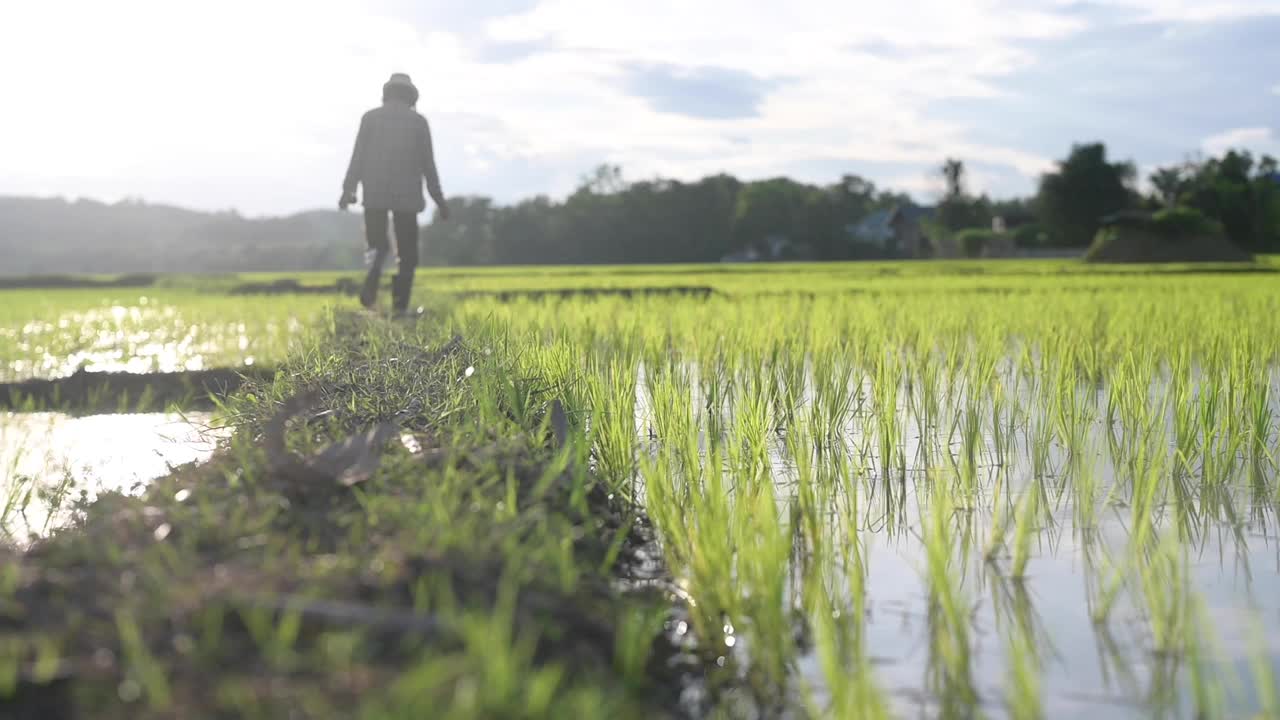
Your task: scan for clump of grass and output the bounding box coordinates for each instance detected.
[584,351,641,502]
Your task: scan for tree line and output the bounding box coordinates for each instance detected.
[4,142,1278,274]
[424,143,1280,265]
[421,165,918,265]
[0,196,365,274]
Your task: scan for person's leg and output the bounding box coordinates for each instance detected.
[361,209,391,308]
[391,211,420,312]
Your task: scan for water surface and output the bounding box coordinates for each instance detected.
[1,411,226,541]
[632,360,1280,718]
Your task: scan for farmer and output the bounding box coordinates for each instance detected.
[340,73,449,314]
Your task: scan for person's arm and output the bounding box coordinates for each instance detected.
[419,118,448,219]
[340,114,369,208]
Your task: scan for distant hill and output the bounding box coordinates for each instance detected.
[0,196,366,274]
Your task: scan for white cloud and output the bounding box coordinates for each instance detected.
[1126,0,1280,22]
[480,0,1075,185]
[1202,127,1280,156]
[0,0,1274,214]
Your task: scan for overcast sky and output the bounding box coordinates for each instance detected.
[2,0,1278,216]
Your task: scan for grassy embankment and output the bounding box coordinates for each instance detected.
[1,308,681,719]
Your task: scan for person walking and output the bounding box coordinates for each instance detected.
[340,73,449,314]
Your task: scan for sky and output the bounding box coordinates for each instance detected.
[1,0,1278,216]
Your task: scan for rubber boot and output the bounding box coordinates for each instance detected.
[391,273,412,313]
[359,267,381,309]
[360,246,391,309]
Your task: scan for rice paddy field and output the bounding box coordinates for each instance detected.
[0,289,319,381]
[445,262,1280,718]
[2,258,1279,718]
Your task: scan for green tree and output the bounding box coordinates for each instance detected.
[421,196,497,265]
[936,158,993,232]
[942,158,966,199]
[731,179,808,247]
[1146,150,1280,252]
[1036,143,1136,247]
[1149,165,1187,208]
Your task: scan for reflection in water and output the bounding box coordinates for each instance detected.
[0,411,226,541]
[633,359,1280,719]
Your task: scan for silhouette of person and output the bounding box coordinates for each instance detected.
[340,73,449,314]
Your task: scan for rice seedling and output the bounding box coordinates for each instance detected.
[1247,614,1279,719]
[811,337,861,445]
[1009,481,1041,579]
[585,351,641,502]
[804,555,889,720]
[1003,617,1044,720]
[920,475,978,717]
[870,345,906,484]
[613,604,667,691]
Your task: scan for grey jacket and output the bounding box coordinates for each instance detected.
[343,100,444,213]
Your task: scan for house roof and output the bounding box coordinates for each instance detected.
[848,203,934,239]
[896,204,935,222]
[850,208,895,238]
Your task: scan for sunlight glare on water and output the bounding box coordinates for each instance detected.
[1,297,303,381]
[0,411,228,542]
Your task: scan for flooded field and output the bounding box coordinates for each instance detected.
[3,265,1279,718]
[455,277,1280,718]
[0,288,319,539]
[630,361,1280,718]
[0,411,227,541]
[0,288,325,381]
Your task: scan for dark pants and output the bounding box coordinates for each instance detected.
[361,209,419,311]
